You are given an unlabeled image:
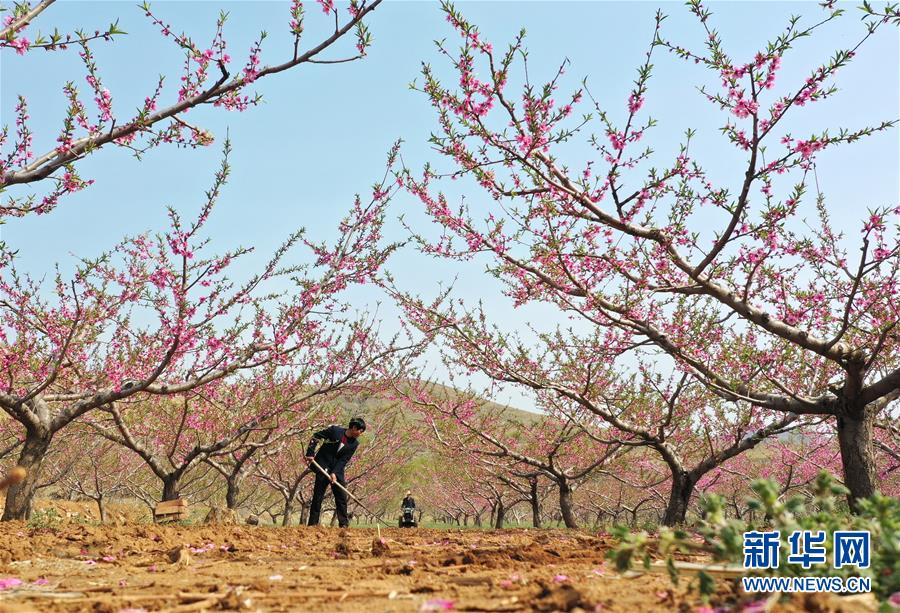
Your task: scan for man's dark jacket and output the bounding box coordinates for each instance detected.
[306,425,359,481]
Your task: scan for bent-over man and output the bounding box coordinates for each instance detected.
[304,417,366,528]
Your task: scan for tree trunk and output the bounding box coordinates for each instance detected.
[495,501,505,529]
[161,476,181,502]
[836,409,877,512]
[662,471,695,527]
[530,479,542,528]
[629,507,640,528]
[558,480,578,529]
[282,499,294,526]
[225,477,240,510]
[299,502,308,525]
[96,496,107,523]
[2,430,52,521]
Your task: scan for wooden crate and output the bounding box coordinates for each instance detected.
[154,499,190,523]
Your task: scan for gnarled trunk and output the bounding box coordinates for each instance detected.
[662,471,695,527]
[530,479,542,528]
[494,501,505,529]
[282,499,294,526]
[161,476,181,502]
[836,409,877,512]
[558,479,578,529]
[225,477,241,510]
[299,502,309,526]
[2,430,52,521]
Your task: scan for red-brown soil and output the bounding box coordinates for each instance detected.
[0,520,876,612]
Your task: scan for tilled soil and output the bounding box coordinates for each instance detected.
[0,523,865,612]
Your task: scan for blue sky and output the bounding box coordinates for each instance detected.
[2,1,898,409]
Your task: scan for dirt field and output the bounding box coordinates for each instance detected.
[0,520,875,612]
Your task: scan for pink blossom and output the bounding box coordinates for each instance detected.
[553,574,569,583]
[62,172,85,193]
[607,130,626,151]
[793,139,824,159]
[741,600,768,613]
[864,213,884,232]
[0,578,22,590]
[732,98,759,118]
[628,93,644,114]
[795,83,819,106]
[420,599,455,611]
[515,133,534,153]
[11,38,29,55]
[188,542,216,554]
[243,42,262,84]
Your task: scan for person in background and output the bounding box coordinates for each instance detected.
[401,489,416,512]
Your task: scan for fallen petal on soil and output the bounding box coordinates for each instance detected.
[0,578,22,590]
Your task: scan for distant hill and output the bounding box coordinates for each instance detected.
[327,379,543,429]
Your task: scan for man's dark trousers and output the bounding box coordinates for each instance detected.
[305,425,358,527]
[307,471,350,527]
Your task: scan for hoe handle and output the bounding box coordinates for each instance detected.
[307,458,393,530]
[308,458,361,503]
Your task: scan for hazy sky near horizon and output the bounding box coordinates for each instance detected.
[2,0,898,411]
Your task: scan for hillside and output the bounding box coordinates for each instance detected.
[322,379,543,430]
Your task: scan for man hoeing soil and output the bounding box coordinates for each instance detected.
[304,417,366,528]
